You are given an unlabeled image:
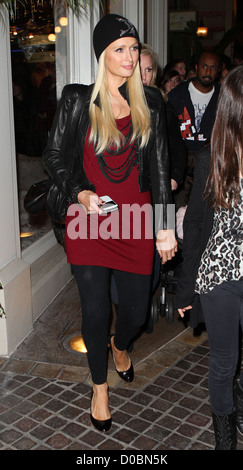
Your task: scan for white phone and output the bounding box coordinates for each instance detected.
[99,195,118,213]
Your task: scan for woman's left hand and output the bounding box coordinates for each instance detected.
[171,179,178,191]
[156,229,178,264]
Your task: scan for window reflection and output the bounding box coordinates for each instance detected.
[10,0,67,249]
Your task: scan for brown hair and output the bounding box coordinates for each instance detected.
[206,65,243,209]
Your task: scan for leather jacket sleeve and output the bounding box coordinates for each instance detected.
[42,84,95,203]
[175,146,214,310]
[143,87,173,231]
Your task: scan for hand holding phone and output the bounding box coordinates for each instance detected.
[99,195,118,213]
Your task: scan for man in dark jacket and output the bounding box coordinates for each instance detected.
[168,50,221,204]
[168,50,221,154]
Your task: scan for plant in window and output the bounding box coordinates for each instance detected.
[0,0,108,19]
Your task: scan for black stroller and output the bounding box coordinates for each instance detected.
[146,238,183,333]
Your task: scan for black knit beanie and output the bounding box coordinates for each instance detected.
[93,14,140,61]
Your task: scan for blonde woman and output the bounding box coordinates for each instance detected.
[43,14,177,432]
[140,43,158,86]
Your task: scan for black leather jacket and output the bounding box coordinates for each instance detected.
[43,82,172,230]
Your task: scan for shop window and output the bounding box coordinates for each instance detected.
[10,0,67,249]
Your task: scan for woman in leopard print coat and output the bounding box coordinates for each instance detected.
[176,65,243,450]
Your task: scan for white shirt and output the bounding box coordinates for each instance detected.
[189,82,214,132]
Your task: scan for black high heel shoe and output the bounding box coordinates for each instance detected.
[110,335,134,383]
[90,390,112,432]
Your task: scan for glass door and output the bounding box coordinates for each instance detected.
[9,0,68,249]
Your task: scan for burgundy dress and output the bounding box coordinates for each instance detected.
[65,114,154,275]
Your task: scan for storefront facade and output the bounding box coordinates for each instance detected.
[0,0,238,356]
[0,0,168,356]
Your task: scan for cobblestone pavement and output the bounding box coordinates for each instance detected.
[0,280,242,455]
[1,334,243,453]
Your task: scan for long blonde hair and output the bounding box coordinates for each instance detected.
[140,43,158,86]
[89,50,151,154]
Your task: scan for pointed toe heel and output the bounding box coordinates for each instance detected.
[90,413,112,432]
[110,335,134,383]
[90,390,112,432]
[116,362,134,383]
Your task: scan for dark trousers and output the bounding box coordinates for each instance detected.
[200,280,243,415]
[72,265,152,384]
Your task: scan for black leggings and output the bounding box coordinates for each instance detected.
[72,265,152,384]
[200,280,243,415]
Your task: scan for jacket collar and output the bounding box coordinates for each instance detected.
[118,81,129,103]
[94,81,129,108]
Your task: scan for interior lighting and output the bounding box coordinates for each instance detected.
[59,16,68,27]
[20,231,35,238]
[48,33,56,42]
[197,20,208,37]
